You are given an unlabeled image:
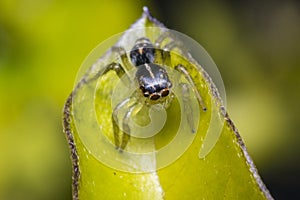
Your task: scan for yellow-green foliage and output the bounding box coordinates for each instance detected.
[63,9,272,200]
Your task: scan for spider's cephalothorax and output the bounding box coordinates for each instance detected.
[130,38,172,102]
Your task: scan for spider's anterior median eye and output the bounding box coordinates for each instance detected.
[150,93,160,100]
[161,89,169,97]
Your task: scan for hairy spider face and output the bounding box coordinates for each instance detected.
[130,38,155,66]
[136,63,172,101]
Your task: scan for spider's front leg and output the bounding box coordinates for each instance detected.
[112,98,131,150]
[95,46,138,151]
[120,102,140,151]
[112,90,142,151]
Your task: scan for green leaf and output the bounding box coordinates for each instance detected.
[63,7,273,200]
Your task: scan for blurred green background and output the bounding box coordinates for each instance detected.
[0,0,299,199]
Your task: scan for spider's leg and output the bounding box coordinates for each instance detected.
[154,32,174,67]
[81,46,133,88]
[113,89,142,151]
[154,32,186,68]
[120,102,140,151]
[111,46,132,71]
[75,61,128,92]
[86,62,130,150]
[103,62,131,84]
[179,83,196,133]
[155,31,187,52]
[154,31,172,48]
[112,97,131,149]
[175,64,207,111]
[155,33,206,110]
[96,61,132,149]
[83,62,130,87]
[163,91,175,109]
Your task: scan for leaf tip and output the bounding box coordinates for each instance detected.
[140,6,166,28]
[142,6,150,16]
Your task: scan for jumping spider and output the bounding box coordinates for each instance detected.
[99,33,207,151]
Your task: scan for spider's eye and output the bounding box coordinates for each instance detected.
[140,86,150,97]
[161,89,169,97]
[150,94,160,100]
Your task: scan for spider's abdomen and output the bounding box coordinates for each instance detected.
[136,63,172,100]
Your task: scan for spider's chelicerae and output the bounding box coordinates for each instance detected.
[99,34,207,151]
